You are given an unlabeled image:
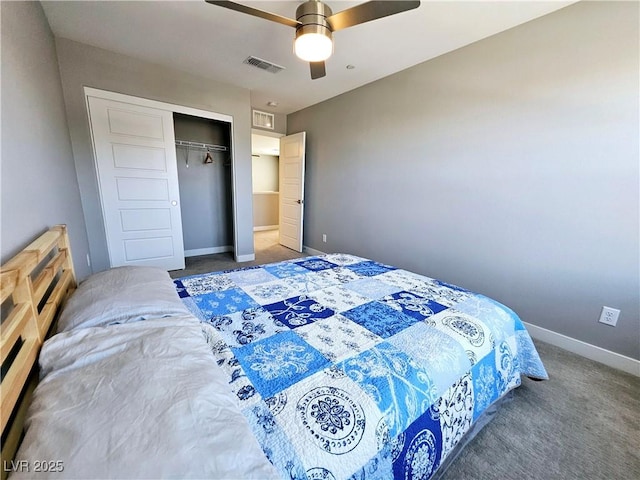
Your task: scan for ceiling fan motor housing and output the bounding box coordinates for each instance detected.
[295,1,334,42]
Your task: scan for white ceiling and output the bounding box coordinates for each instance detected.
[41,1,577,114]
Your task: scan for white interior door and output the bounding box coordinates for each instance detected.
[279,132,306,252]
[87,96,185,270]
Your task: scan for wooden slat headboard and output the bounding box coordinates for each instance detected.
[0,225,77,479]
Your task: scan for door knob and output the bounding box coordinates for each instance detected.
[171,200,178,206]
[297,199,303,204]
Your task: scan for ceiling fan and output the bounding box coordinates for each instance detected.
[206,1,421,79]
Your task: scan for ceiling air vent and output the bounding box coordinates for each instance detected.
[243,56,285,74]
[253,110,275,130]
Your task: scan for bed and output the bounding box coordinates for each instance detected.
[1,226,547,479]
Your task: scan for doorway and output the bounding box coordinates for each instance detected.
[251,130,282,254]
[251,130,307,254]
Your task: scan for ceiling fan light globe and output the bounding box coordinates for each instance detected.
[295,33,333,62]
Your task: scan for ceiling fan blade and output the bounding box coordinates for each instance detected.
[327,1,420,32]
[310,61,326,80]
[205,1,300,28]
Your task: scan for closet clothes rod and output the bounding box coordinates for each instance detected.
[175,140,228,152]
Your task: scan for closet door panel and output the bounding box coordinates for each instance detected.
[87,95,185,270]
[112,144,167,171]
[120,209,172,232]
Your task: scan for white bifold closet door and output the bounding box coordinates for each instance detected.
[87,95,185,271]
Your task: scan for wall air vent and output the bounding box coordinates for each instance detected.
[253,110,275,130]
[243,56,286,74]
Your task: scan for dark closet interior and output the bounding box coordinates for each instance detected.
[173,113,233,256]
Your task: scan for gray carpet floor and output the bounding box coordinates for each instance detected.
[170,231,640,479]
[442,340,639,480]
[170,230,307,278]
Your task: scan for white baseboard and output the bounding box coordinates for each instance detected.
[235,253,255,262]
[253,225,279,232]
[523,321,640,377]
[184,246,233,257]
[303,245,326,256]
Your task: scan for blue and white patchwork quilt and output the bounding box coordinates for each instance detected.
[174,254,547,480]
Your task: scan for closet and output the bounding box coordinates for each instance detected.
[85,87,237,270]
[173,113,233,257]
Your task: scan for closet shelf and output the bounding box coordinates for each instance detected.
[175,140,228,152]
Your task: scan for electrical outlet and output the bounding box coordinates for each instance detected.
[598,306,620,327]
[322,234,327,243]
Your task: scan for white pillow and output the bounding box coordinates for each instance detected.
[57,266,190,332]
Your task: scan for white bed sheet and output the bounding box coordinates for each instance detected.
[13,316,278,479]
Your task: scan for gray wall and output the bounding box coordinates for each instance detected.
[288,1,639,359]
[252,155,279,228]
[1,2,91,279]
[55,38,255,273]
[174,114,233,251]
[252,154,279,192]
[253,193,279,228]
